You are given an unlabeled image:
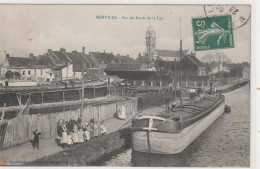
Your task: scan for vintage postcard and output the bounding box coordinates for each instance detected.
[0,2,254,168]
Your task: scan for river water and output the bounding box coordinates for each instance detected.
[102,84,250,167]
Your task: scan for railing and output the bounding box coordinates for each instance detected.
[108,86,138,97]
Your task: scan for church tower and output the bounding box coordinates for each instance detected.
[145,25,157,60]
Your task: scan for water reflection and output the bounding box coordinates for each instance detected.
[131,113,226,167]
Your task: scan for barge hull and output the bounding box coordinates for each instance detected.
[132,101,225,154]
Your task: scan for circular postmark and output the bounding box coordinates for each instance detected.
[204,5,250,29]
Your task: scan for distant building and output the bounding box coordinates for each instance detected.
[89,51,120,69]
[105,63,148,72]
[145,25,158,60]
[0,54,55,82]
[242,67,250,80]
[157,49,187,62]
[114,54,134,63]
[182,54,207,81]
[143,25,189,63]
[36,48,99,80]
[104,63,156,84]
[208,62,230,74]
[135,54,153,67]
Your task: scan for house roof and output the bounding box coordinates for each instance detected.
[135,56,152,64]
[83,68,106,81]
[35,55,52,67]
[90,52,119,64]
[85,68,106,77]
[7,57,37,68]
[37,49,99,72]
[115,55,134,63]
[105,63,144,71]
[157,49,188,58]
[81,53,100,68]
[52,51,72,64]
[184,54,205,67]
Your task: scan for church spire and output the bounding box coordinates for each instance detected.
[145,25,157,60]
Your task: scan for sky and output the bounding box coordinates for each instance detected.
[0,4,251,63]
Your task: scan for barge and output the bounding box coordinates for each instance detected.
[131,94,225,154]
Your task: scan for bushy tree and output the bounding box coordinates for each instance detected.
[229,66,243,77]
[5,70,14,79]
[14,71,21,79]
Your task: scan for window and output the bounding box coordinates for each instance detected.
[34,70,36,75]
[23,70,25,75]
[50,73,52,77]
[41,70,43,75]
[28,70,31,75]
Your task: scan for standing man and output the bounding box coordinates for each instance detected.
[171,101,177,112]
[33,130,41,150]
[209,77,213,95]
[165,97,169,110]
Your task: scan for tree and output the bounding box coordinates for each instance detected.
[229,66,243,77]
[14,71,21,79]
[154,59,178,80]
[5,70,14,79]
[202,52,232,64]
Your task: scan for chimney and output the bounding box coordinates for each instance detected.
[48,49,52,53]
[104,50,106,53]
[30,53,34,58]
[82,46,85,54]
[60,48,66,53]
[6,54,10,58]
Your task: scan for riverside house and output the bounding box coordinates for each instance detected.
[0,54,54,82]
[36,48,100,81]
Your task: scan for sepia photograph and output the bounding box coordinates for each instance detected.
[0,3,253,167]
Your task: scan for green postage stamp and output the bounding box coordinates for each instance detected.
[192,15,234,51]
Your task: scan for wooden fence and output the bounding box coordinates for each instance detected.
[0,85,108,107]
[1,98,137,149]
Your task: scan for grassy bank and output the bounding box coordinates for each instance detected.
[217,81,249,93]
[27,128,131,166]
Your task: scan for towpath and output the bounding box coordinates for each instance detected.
[0,106,165,165]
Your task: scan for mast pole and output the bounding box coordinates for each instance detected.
[174,59,177,100]
[179,17,183,107]
[81,52,85,118]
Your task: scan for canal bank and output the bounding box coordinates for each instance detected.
[25,106,164,166]
[0,81,249,166]
[27,81,249,166]
[0,104,164,166]
[102,84,250,167]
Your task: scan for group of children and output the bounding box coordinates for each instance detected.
[58,117,107,149]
